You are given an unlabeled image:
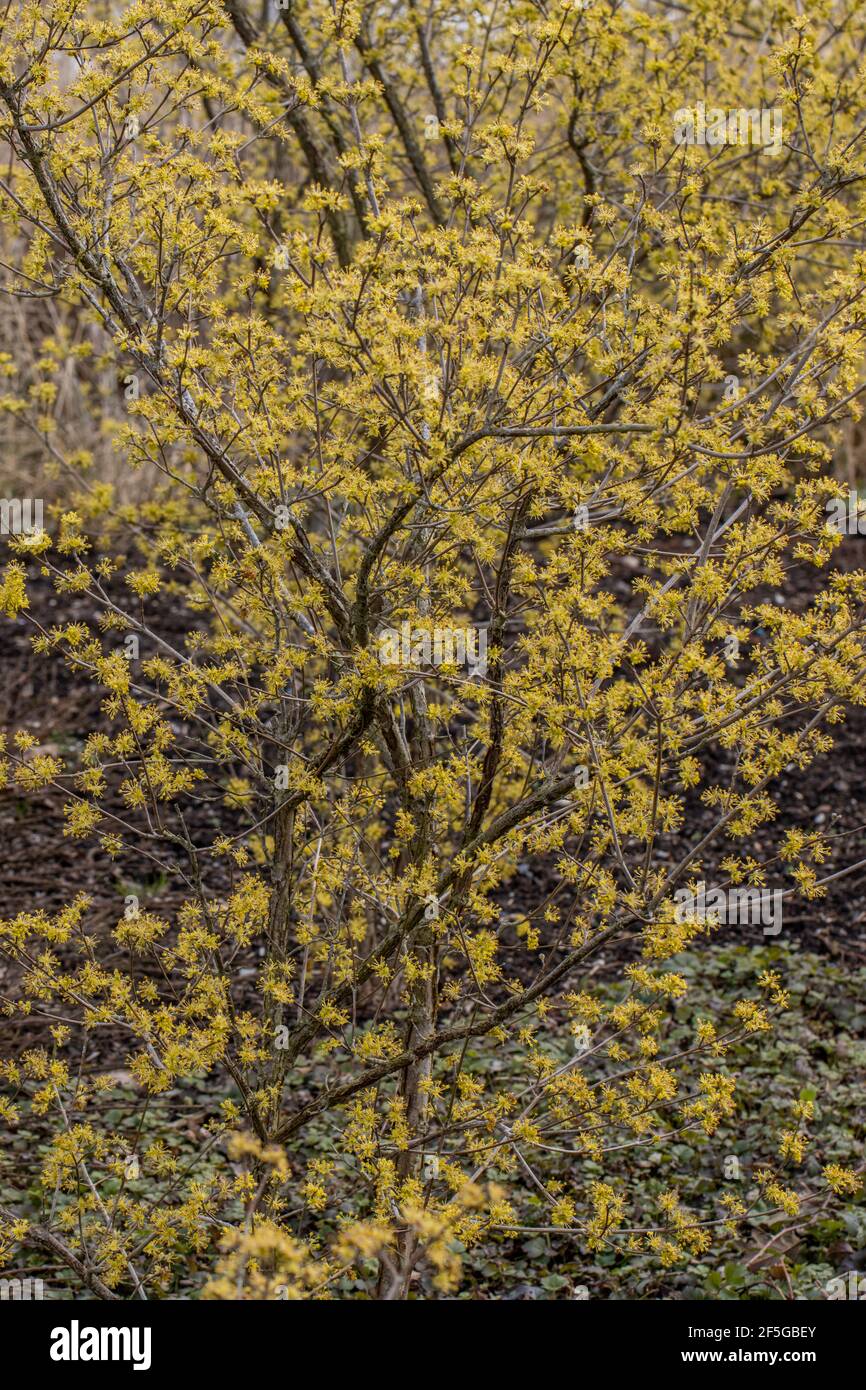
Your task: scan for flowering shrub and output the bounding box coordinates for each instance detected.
[0,0,864,1299]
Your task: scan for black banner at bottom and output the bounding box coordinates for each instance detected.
[2,1296,860,1378]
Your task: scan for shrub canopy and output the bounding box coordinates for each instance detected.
[0,0,864,1298]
